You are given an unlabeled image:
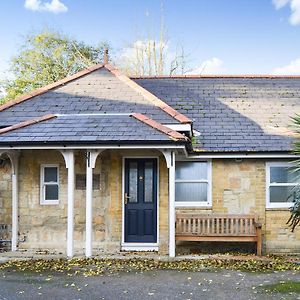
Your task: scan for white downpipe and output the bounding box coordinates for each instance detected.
[168,151,176,258]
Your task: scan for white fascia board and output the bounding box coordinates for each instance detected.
[0,144,186,151]
[164,124,192,133]
[185,153,300,159]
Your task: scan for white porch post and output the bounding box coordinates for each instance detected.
[85,150,104,258]
[5,151,20,252]
[162,150,176,258]
[61,150,75,258]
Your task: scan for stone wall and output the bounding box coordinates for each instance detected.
[1,152,298,255]
[177,159,300,255]
[265,210,300,254]
[18,150,67,251]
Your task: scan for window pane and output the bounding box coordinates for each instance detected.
[176,162,207,180]
[269,186,299,203]
[45,185,59,200]
[44,167,58,183]
[175,182,208,202]
[270,166,299,183]
[144,161,153,203]
[129,162,138,203]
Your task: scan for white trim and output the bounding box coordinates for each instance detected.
[186,154,300,159]
[121,156,160,246]
[121,243,158,247]
[0,145,186,150]
[56,113,131,117]
[174,159,212,207]
[121,246,158,252]
[40,164,59,205]
[266,161,299,209]
[164,124,191,131]
[60,150,75,258]
[168,151,176,257]
[164,124,192,132]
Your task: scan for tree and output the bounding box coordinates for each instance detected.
[287,114,300,231]
[117,2,190,76]
[1,30,110,103]
[119,39,190,77]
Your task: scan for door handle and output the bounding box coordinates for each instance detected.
[124,193,131,204]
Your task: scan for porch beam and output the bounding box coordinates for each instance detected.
[85,150,104,258]
[61,150,75,258]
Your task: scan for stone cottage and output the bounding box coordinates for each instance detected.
[0,63,299,257]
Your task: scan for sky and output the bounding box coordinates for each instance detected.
[1,0,300,76]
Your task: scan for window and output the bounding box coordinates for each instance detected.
[266,162,300,208]
[75,174,100,190]
[40,165,59,205]
[175,161,211,207]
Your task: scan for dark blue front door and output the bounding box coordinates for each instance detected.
[124,158,157,243]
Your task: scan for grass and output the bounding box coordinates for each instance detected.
[263,281,300,293]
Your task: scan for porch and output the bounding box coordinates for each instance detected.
[0,147,179,258]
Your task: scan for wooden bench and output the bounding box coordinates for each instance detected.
[176,214,262,256]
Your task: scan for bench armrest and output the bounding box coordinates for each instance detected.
[254,222,262,229]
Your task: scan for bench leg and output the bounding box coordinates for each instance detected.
[256,227,262,256]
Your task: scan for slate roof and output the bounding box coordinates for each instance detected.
[135,77,300,152]
[0,114,187,145]
[0,65,190,128]
[0,62,299,153]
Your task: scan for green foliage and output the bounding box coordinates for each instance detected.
[261,281,300,293]
[287,114,300,231]
[1,30,109,103]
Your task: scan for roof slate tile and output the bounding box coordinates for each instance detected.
[135,77,299,152]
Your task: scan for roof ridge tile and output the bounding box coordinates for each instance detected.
[0,114,56,135]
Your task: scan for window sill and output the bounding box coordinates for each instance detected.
[40,200,59,205]
[266,207,291,211]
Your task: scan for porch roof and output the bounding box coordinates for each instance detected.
[0,113,187,145]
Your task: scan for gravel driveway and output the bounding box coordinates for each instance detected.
[0,268,299,300]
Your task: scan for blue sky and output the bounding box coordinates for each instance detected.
[1,0,300,76]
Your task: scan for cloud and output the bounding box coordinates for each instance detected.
[272,58,300,74]
[273,0,290,9]
[187,58,225,75]
[272,0,300,25]
[24,0,68,13]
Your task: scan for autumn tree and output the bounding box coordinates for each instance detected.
[1,30,110,103]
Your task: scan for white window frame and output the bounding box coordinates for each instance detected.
[40,164,60,205]
[266,162,299,209]
[175,159,212,207]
